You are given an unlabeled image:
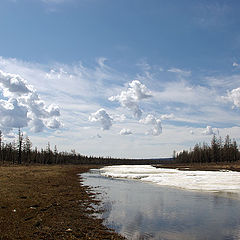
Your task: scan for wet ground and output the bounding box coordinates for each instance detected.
[0,165,125,240]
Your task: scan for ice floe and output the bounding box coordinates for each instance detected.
[100,165,240,194]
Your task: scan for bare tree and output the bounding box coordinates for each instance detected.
[17,128,23,164]
[0,130,2,163]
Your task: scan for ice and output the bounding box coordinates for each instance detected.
[100,165,240,194]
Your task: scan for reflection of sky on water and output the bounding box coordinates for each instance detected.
[82,170,240,240]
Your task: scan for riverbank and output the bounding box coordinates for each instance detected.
[82,167,240,240]
[154,161,240,172]
[0,165,125,240]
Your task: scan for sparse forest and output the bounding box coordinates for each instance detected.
[175,135,240,164]
[3,129,238,166]
[0,129,121,165]
[0,129,168,165]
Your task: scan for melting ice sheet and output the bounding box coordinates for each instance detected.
[100,165,240,195]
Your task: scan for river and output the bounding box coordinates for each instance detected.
[81,166,240,240]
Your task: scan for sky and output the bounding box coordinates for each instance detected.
[1,0,240,158]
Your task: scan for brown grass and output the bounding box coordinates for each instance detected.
[154,161,240,172]
[0,165,125,240]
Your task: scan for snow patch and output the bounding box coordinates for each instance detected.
[100,165,240,195]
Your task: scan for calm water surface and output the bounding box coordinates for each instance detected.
[81,169,240,240]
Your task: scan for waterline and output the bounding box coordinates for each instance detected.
[100,165,240,197]
[82,168,240,240]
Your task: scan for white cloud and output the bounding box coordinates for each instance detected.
[29,118,45,133]
[97,57,107,68]
[113,114,126,122]
[89,108,113,130]
[153,80,214,106]
[233,62,239,67]
[225,87,240,108]
[0,69,61,134]
[168,68,191,77]
[136,59,151,71]
[202,126,214,135]
[0,56,125,117]
[4,132,17,140]
[119,128,133,136]
[46,118,62,129]
[160,113,175,120]
[139,114,162,136]
[151,79,236,126]
[0,98,28,130]
[0,56,130,140]
[1,56,240,158]
[206,75,240,90]
[0,70,32,97]
[109,80,152,118]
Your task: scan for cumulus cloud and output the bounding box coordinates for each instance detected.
[46,118,61,129]
[21,92,60,120]
[225,87,240,108]
[0,98,28,130]
[202,126,214,135]
[29,118,45,133]
[112,114,126,122]
[0,69,61,134]
[0,70,33,97]
[89,108,112,130]
[109,80,152,118]
[139,114,162,136]
[119,128,133,136]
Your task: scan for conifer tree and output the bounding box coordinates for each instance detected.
[17,128,23,164]
[0,130,2,163]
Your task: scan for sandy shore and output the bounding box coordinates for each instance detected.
[0,165,125,240]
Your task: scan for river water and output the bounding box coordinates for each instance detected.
[81,167,240,240]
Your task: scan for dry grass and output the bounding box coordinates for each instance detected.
[154,161,240,172]
[0,165,125,240]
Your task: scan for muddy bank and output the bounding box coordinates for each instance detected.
[0,165,125,240]
[154,161,240,172]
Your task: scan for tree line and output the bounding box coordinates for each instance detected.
[0,129,169,165]
[175,135,240,164]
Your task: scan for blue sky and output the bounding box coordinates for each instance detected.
[0,0,240,158]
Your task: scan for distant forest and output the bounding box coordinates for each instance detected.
[175,135,240,164]
[0,129,168,165]
[2,129,238,166]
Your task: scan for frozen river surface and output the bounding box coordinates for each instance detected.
[82,165,240,240]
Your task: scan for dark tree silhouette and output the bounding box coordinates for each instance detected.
[0,128,172,165]
[17,128,23,164]
[0,130,2,163]
[175,135,240,164]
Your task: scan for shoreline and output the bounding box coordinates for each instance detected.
[153,161,240,172]
[1,162,240,239]
[0,165,125,240]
